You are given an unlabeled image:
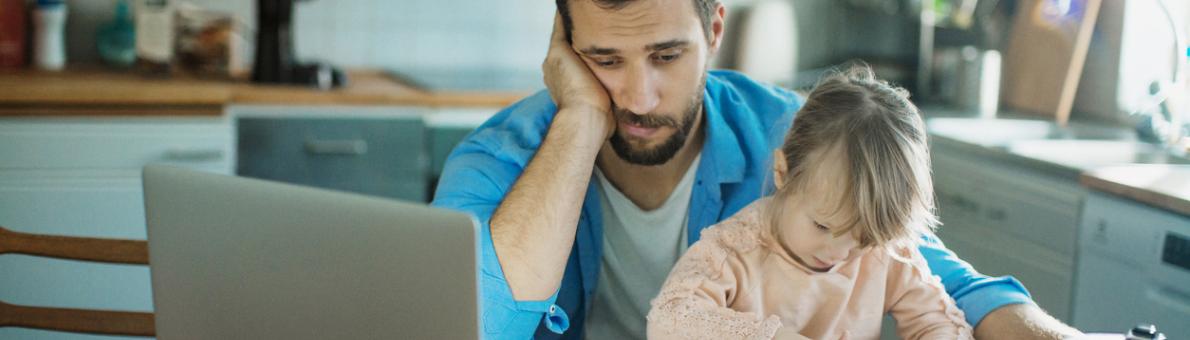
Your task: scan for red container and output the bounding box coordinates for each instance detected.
[0,0,27,68]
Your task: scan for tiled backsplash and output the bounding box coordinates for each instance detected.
[290,0,552,73]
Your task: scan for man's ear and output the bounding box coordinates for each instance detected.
[708,3,726,55]
[772,149,788,191]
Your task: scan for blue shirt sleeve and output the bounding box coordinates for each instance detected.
[432,142,569,339]
[918,233,1035,328]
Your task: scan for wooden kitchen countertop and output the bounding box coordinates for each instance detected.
[1080,165,1190,216]
[0,68,532,116]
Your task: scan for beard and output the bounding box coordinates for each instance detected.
[609,78,705,166]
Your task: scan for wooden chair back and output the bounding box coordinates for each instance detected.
[0,225,155,336]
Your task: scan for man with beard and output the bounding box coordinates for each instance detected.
[432,0,1082,339]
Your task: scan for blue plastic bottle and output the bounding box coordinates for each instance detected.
[97,0,135,68]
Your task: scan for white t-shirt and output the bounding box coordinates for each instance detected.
[583,155,700,340]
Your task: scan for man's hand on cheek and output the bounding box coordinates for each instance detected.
[543,12,615,143]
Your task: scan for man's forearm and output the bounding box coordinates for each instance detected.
[489,107,605,301]
[974,304,1082,340]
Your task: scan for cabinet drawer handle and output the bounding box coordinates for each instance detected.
[953,196,978,212]
[305,140,367,155]
[163,148,225,162]
[988,208,1007,221]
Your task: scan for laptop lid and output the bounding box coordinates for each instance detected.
[143,165,479,339]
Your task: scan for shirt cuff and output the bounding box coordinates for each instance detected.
[511,291,570,334]
[951,276,1035,327]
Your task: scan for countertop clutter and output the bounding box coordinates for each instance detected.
[0,67,533,116]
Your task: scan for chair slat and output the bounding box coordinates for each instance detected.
[0,301,155,336]
[0,226,148,265]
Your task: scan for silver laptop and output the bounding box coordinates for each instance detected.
[142,165,479,339]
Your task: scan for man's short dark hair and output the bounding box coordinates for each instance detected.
[555,0,720,44]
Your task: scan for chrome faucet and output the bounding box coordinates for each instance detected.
[1136,81,1188,155]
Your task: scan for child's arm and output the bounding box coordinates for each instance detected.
[646,235,794,340]
[885,246,975,340]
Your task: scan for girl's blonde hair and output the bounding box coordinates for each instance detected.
[770,63,938,250]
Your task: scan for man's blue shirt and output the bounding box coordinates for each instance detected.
[432,70,1032,339]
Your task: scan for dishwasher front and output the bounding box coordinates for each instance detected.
[1073,192,1189,337]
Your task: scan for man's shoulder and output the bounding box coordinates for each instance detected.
[706,70,802,117]
[704,70,802,139]
[450,90,557,166]
[473,90,557,138]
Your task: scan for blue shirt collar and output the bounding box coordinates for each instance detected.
[698,77,746,184]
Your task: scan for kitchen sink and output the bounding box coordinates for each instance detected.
[1006,140,1190,168]
[926,117,1134,147]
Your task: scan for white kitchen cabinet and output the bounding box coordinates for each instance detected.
[0,117,233,340]
[930,141,1085,322]
[1073,192,1190,336]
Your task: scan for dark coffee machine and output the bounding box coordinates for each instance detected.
[252,0,345,89]
[1125,324,1166,340]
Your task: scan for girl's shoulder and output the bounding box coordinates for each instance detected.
[861,243,922,264]
[867,242,938,282]
[697,199,773,254]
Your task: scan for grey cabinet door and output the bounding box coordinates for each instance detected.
[237,118,429,202]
